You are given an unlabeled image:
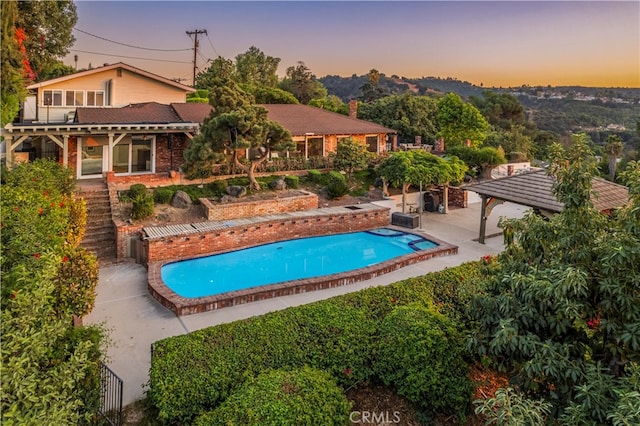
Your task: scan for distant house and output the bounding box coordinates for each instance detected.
[2,63,397,184]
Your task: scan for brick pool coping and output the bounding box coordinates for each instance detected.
[147,227,458,316]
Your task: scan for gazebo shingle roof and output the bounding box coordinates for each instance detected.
[464,169,629,212]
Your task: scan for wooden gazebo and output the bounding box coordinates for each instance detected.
[464,169,630,243]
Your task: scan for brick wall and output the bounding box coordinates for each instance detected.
[201,191,318,221]
[145,207,390,264]
[447,186,468,208]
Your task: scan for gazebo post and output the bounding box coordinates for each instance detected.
[479,194,488,244]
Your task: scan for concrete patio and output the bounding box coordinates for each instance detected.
[84,200,528,406]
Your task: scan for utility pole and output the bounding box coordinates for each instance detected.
[186,29,207,86]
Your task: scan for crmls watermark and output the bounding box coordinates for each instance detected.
[349,410,401,424]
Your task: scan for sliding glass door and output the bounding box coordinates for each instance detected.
[113,137,154,174]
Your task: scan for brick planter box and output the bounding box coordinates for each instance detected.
[201,190,318,221]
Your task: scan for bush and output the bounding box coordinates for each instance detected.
[131,194,154,220]
[373,304,473,421]
[128,183,147,199]
[307,169,322,183]
[149,262,485,424]
[153,187,174,204]
[54,247,99,317]
[208,179,228,196]
[195,367,351,426]
[327,177,348,199]
[284,175,299,189]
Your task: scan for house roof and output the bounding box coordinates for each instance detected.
[171,103,213,122]
[74,102,396,136]
[27,62,195,93]
[464,169,630,212]
[259,104,396,136]
[75,102,183,124]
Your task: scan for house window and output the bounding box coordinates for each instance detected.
[65,90,84,106]
[365,135,379,153]
[43,90,62,106]
[86,91,104,106]
[307,137,324,157]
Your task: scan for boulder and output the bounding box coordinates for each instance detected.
[171,190,192,209]
[269,176,287,191]
[226,185,247,198]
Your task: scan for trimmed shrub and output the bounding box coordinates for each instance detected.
[153,187,174,204]
[307,169,322,183]
[284,175,299,189]
[131,194,154,220]
[149,262,485,424]
[208,179,228,196]
[128,183,147,199]
[373,304,473,421]
[327,178,348,199]
[195,367,351,426]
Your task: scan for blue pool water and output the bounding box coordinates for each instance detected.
[161,228,437,298]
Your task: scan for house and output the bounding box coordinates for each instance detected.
[2,63,397,185]
[3,62,198,175]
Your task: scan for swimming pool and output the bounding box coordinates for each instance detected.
[161,228,438,298]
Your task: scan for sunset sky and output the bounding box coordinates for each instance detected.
[63,1,640,88]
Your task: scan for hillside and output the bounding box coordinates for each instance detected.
[319,73,640,139]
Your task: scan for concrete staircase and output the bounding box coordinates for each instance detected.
[78,180,118,265]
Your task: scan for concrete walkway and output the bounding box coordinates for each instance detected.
[85,201,527,406]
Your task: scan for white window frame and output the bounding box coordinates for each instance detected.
[65,90,84,107]
[42,90,63,106]
[86,90,105,106]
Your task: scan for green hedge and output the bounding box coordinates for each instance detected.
[284,175,299,189]
[194,367,350,426]
[149,262,483,424]
[373,304,473,421]
[153,187,175,204]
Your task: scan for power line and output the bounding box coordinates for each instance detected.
[205,32,220,57]
[75,28,191,52]
[70,49,191,64]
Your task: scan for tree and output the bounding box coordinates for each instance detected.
[359,69,386,103]
[605,134,624,181]
[468,134,640,422]
[469,90,526,130]
[308,95,348,115]
[446,145,507,180]
[240,84,299,104]
[183,80,293,190]
[436,93,489,148]
[15,0,77,81]
[279,61,328,104]
[1,0,27,125]
[376,150,467,211]
[235,46,280,88]
[195,56,235,90]
[332,138,372,183]
[358,93,438,145]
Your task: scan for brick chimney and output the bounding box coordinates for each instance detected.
[348,100,358,118]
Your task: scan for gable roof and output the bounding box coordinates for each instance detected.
[27,62,195,93]
[260,104,396,136]
[75,102,183,124]
[464,169,629,212]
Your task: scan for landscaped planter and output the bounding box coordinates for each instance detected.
[200,190,319,221]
